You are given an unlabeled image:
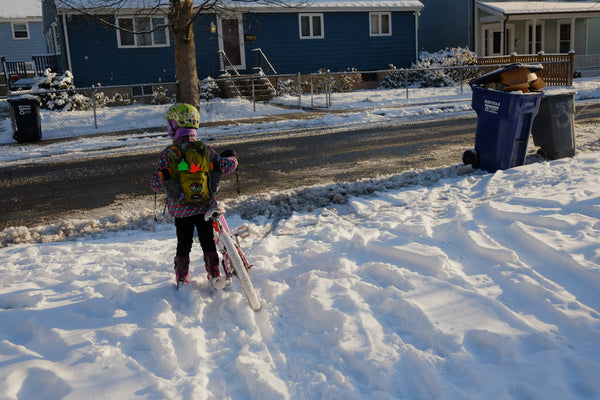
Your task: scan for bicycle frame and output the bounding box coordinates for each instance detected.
[211,214,251,276]
[207,207,261,311]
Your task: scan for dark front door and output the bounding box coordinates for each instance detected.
[221,18,244,69]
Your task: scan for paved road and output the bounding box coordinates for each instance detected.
[1,102,598,229]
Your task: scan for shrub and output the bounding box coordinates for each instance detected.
[419,47,478,82]
[33,69,91,111]
[379,65,412,89]
[151,86,175,105]
[332,68,362,93]
[199,77,220,101]
[276,78,300,96]
[33,71,132,111]
[379,47,478,89]
[93,84,131,107]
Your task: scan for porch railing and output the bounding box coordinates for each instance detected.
[216,50,241,77]
[477,51,575,86]
[250,48,277,76]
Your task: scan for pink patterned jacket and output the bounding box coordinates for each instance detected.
[150,138,238,218]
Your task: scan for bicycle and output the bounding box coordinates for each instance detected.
[205,204,262,311]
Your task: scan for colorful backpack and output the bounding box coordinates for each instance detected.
[160,141,213,205]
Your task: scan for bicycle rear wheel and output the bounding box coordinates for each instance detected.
[221,232,262,311]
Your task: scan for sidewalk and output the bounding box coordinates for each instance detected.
[0,96,474,147]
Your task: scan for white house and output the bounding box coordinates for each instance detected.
[475,1,600,75]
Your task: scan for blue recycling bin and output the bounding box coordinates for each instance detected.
[463,64,545,173]
[466,87,543,172]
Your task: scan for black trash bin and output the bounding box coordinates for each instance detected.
[8,95,42,143]
[531,91,576,160]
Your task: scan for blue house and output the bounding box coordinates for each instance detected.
[42,0,424,88]
[418,0,474,52]
[1,0,48,94]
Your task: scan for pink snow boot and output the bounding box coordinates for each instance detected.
[174,256,190,285]
[204,252,228,290]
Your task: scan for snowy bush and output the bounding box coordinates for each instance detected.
[151,86,175,105]
[412,58,455,87]
[304,68,362,94]
[33,69,92,111]
[380,47,478,88]
[332,68,362,93]
[92,85,131,108]
[34,68,73,90]
[379,65,413,89]
[274,68,361,97]
[419,47,478,82]
[276,78,300,96]
[199,77,220,101]
[33,72,131,111]
[310,69,332,94]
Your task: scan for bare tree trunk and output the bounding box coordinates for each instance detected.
[171,0,199,108]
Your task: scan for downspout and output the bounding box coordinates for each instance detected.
[474,2,480,54]
[62,13,73,73]
[585,19,589,55]
[471,0,475,50]
[532,17,537,54]
[414,9,421,62]
[571,17,576,53]
[501,14,507,55]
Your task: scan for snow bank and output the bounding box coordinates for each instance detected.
[1,151,599,399]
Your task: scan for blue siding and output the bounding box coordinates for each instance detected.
[49,7,418,86]
[193,14,222,78]
[64,13,222,86]
[418,0,474,52]
[0,20,47,71]
[42,0,68,73]
[65,14,177,87]
[242,11,417,75]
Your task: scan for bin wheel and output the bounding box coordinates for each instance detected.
[536,148,548,158]
[463,149,479,167]
[13,131,27,144]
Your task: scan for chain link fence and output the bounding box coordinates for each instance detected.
[4,58,572,138]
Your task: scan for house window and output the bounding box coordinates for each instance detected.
[370,12,391,36]
[492,31,502,54]
[559,23,571,53]
[527,23,543,54]
[299,14,324,39]
[117,16,169,48]
[52,23,61,54]
[131,85,154,97]
[12,22,30,39]
[46,23,61,54]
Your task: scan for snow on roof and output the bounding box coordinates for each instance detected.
[257,0,423,8]
[0,0,42,19]
[479,1,600,15]
[230,0,423,11]
[55,0,423,12]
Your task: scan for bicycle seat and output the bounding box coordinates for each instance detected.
[205,204,226,221]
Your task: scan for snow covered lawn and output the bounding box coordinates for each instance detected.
[1,152,600,399]
[1,77,600,399]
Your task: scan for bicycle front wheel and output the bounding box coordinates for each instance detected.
[221,232,262,311]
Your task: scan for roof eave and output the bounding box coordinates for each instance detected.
[0,16,43,21]
[56,2,424,15]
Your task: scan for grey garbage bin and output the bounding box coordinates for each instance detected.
[531,92,576,160]
[8,95,42,143]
